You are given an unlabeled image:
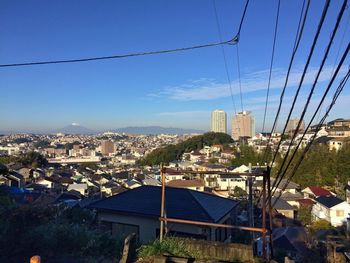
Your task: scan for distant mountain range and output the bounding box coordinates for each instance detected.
[2,125,204,135]
[54,123,95,135]
[111,126,204,135]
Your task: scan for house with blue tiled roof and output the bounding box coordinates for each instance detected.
[311,195,350,227]
[89,185,239,243]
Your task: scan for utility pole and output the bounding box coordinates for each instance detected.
[248,162,254,240]
[267,166,274,259]
[159,163,165,241]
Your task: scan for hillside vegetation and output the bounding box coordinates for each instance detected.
[139,132,233,166]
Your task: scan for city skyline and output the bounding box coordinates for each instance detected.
[1,1,349,133]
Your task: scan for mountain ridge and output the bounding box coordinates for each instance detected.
[111,126,204,135]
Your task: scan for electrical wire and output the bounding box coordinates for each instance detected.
[236,44,244,113]
[272,64,350,206]
[269,0,331,193]
[212,0,237,114]
[261,0,310,164]
[0,0,250,69]
[261,0,281,136]
[316,8,350,123]
[271,0,348,197]
[0,38,238,68]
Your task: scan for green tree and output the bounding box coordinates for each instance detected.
[230,186,247,199]
[298,205,312,226]
[310,219,333,233]
[20,152,48,168]
[140,132,233,166]
[231,145,261,166]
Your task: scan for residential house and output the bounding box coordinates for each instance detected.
[302,186,333,199]
[311,196,350,227]
[190,150,205,162]
[272,227,311,262]
[17,167,32,182]
[124,178,142,189]
[255,179,299,195]
[142,178,160,186]
[328,137,350,151]
[164,168,184,182]
[346,182,350,204]
[0,171,25,188]
[271,197,297,219]
[280,191,304,208]
[216,174,246,192]
[167,179,205,191]
[327,126,350,137]
[231,164,249,173]
[89,186,239,243]
[67,183,88,196]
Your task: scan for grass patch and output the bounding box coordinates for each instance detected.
[137,237,201,260]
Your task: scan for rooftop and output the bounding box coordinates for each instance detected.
[167,179,204,188]
[89,185,238,223]
[315,196,344,208]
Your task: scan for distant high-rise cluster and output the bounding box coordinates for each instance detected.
[286,118,305,134]
[211,110,227,134]
[231,111,255,140]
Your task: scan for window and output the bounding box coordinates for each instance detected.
[336,210,344,217]
[221,179,227,182]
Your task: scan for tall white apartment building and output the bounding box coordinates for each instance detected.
[231,111,255,140]
[211,110,227,134]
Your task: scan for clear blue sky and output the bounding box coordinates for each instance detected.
[1,0,349,133]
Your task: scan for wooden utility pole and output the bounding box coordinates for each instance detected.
[248,163,254,240]
[267,166,274,259]
[159,163,165,241]
[262,172,267,259]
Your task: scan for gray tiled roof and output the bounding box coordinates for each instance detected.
[89,185,238,223]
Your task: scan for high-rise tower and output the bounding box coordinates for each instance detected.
[231,111,255,140]
[211,110,227,133]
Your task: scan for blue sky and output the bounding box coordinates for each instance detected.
[1,0,349,133]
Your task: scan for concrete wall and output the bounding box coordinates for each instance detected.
[99,212,208,244]
[183,239,254,262]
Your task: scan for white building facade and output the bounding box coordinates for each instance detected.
[211,110,227,134]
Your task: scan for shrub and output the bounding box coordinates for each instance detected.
[137,237,200,260]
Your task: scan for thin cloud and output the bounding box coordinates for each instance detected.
[156,110,210,117]
[152,65,344,101]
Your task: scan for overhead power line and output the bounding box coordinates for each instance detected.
[272,63,350,206]
[271,41,350,200]
[0,1,250,69]
[316,8,350,123]
[271,0,348,196]
[236,44,244,113]
[212,0,237,114]
[269,0,331,193]
[261,0,310,164]
[0,38,238,68]
[261,0,281,135]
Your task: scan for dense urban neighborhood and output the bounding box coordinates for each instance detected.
[0,118,349,262]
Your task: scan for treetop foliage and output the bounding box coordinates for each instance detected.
[139,132,233,166]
